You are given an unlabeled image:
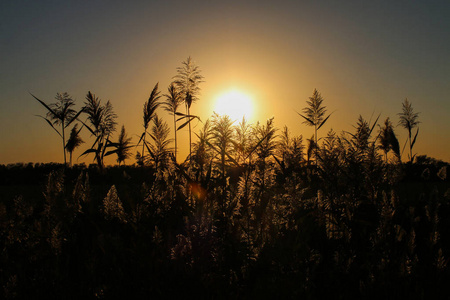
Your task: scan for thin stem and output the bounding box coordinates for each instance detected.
[173,113,177,161]
[62,123,67,166]
[142,129,146,165]
[409,129,412,163]
[187,104,192,161]
[315,125,318,166]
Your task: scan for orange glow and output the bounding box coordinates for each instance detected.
[189,182,207,201]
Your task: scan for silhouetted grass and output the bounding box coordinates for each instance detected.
[19,64,450,299]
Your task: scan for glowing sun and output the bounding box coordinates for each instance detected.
[214,89,254,121]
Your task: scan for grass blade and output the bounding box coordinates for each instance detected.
[36,115,62,138]
[317,112,333,130]
[411,128,419,148]
[30,93,58,118]
[65,108,85,128]
[296,111,314,126]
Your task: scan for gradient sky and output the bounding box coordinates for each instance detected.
[1,0,449,164]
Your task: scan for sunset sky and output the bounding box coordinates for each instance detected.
[1,0,449,164]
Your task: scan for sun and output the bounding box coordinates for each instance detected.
[214,89,254,121]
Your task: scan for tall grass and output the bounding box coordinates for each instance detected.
[22,60,449,298]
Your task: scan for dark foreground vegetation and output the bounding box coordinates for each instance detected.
[1,151,449,299]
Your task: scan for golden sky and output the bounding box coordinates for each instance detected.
[1,0,449,164]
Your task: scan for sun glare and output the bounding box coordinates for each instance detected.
[214,89,254,121]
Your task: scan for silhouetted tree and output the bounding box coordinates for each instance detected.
[173,57,204,158]
[398,98,420,163]
[163,83,182,161]
[65,124,84,166]
[32,92,83,166]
